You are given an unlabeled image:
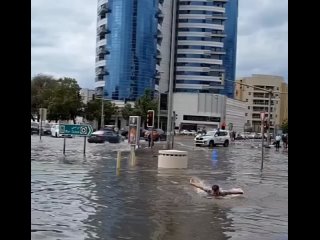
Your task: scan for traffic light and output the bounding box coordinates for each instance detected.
[147,110,154,127]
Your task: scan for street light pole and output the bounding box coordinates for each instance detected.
[100,87,104,129]
[267,91,272,145]
[157,93,161,129]
[166,0,177,149]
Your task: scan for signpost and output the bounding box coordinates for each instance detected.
[260,112,265,170]
[59,124,93,155]
[128,116,141,165]
[39,108,47,140]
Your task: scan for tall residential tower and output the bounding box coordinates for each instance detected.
[95,0,163,101]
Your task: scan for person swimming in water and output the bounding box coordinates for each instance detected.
[190,182,244,197]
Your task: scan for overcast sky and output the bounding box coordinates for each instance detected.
[31,0,288,88]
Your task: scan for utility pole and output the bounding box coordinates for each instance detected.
[166,0,177,149]
[266,91,272,145]
[99,87,104,129]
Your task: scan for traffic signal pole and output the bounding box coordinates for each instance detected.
[147,110,155,148]
[267,92,272,145]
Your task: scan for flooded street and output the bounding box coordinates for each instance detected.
[31,135,288,240]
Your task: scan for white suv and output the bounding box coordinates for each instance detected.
[194,130,231,147]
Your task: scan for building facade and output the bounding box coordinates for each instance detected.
[172,92,247,132]
[225,98,247,133]
[95,0,162,101]
[235,74,288,132]
[80,88,96,104]
[173,0,228,93]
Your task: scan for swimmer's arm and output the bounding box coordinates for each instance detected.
[190,183,210,193]
[221,190,244,196]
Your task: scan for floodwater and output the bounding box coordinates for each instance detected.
[31,135,288,240]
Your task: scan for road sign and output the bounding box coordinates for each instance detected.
[59,124,93,136]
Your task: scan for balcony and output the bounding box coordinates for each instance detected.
[211,50,226,55]
[98,4,110,15]
[96,56,105,62]
[206,14,227,20]
[97,26,110,35]
[156,10,164,19]
[209,67,225,72]
[97,47,109,56]
[96,68,108,76]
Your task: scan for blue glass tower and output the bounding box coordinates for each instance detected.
[95,0,159,101]
[222,0,238,98]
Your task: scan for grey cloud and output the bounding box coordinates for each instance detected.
[236,0,288,81]
[31,0,97,88]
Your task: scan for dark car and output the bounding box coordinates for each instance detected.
[88,130,122,144]
[120,128,147,139]
[31,122,39,135]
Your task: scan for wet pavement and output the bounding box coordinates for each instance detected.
[31,135,288,240]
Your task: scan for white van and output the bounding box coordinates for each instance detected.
[51,124,72,138]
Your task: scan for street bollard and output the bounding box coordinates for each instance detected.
[116,151,122,169]
[130,145,136,166]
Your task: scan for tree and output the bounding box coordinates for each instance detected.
[47,77,83,123]
[83,99,118,128]
[134,89,158,127]
[121,103,135,122]
[31,74,57,119]
[281,119,288,133]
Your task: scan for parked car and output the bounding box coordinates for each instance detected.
[31,122,39,135]
[180,129,194,135]
[41,123,52,135]
[194,130,231,147]
[88,130,122,143]
[120,128,146,139]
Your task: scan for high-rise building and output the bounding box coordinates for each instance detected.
[235,74,288,132]
[174,0,228,94]
[95,0,163,101]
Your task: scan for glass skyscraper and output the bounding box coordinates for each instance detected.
[222,0,238,98]
[95,0,161,101]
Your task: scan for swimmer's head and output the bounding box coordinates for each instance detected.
[212,185,219,192]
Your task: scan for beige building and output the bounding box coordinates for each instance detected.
[235,74,288,132]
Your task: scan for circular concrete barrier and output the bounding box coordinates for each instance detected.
[158,150,188,168]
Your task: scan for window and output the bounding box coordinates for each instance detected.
[248,92,251,95]
[245,113,248,116]
[246,99,248,102]
[248,106,250,109]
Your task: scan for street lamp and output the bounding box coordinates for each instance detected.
[101,93,104,129]
[166,0,177,149]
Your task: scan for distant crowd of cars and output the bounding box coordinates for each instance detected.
[32,120,272,147]
[31,121,168,144]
